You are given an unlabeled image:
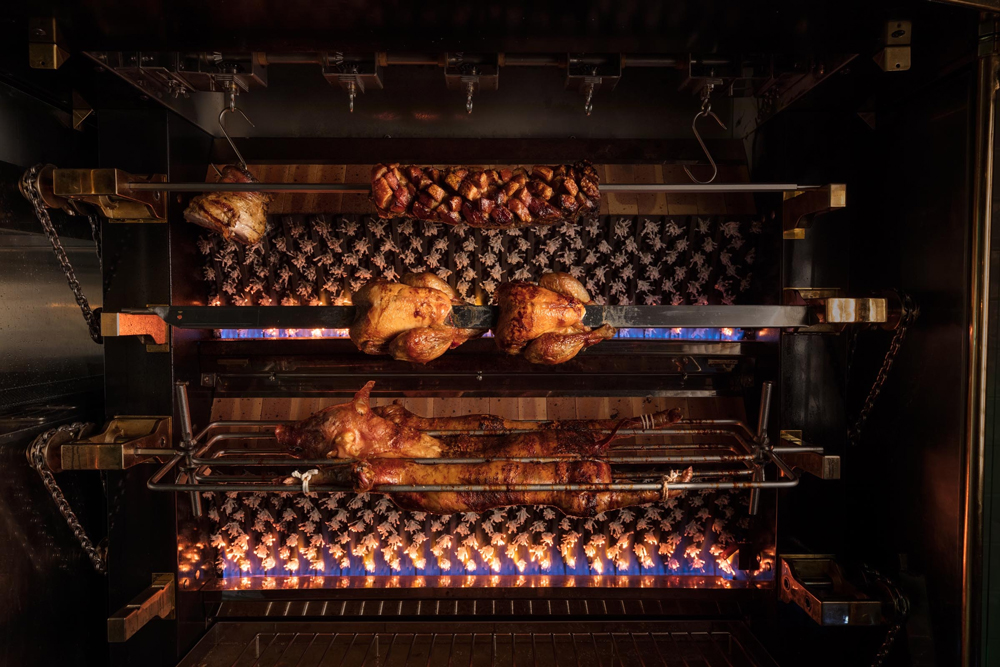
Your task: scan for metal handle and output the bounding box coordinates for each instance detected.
[107,573,175,642]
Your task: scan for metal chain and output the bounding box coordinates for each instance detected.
[848,292,918,445]
[862,564,911,667]
[27,423,107,575]
[87,212,102,269]
[20,164,103,344]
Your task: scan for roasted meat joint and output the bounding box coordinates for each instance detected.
[5,4,991,667]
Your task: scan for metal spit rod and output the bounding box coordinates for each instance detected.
[174,381,204,518]
[148,446,799,494]
[747,380,775,516]
[126,181,818,194]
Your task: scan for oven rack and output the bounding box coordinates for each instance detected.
[149,383,806,511]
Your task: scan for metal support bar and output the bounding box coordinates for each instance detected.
[125,180,818,194]
[52,168,167,221]
[107,573,175,642]
[101,311,170,351]
[143,304,810,331]
[50,417,171,471]
[782,184,847,239]
[780,556,884,626]
[779,431,840,479]
[962,45,998,667]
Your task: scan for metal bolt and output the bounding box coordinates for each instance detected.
[582,83,595,116]
[346,80,356,113]
[465,81,475,114]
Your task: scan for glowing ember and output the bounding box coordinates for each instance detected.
[198,487,768,583]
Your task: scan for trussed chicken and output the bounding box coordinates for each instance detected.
[494,272,616,364]
[349,272,483,364]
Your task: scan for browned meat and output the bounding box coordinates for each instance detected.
[370,162,600,228]
[298,459,693,516]
[349,272,484,363]
[275,382,683,460]
[373,402,682,434]
[183,165,273,245]
[495,272,615,364]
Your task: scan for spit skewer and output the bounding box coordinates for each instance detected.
[126,181,818,194]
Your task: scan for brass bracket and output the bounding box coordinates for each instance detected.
[782,184,846,239]
[780,555,885,625]
[108,573,176,643]
[52,168,167,222]
[779,430,841,479]
[49,417,172,471]
[875,21,912,73]
[784,288,889,332]
[29,18,68,70]
[101,311,170,351]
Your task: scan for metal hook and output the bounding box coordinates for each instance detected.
[683,87,728,185]
[218,105,254,170]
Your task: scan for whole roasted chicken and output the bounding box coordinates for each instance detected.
[349,273,483,364]
[296,459,693,517]
[275,381,681,460]
[183,165,272,245]
[495,272,615,364]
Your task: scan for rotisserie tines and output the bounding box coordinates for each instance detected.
[495,272,616,364]
[302,459,693,517]
[370,162,600,228]
[274,380,683,460]
[183,165,273,245]
[349,272,484,364]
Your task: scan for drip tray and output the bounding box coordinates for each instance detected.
[179,620,778,667]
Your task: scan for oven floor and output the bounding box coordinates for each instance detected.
[178,620,778,667]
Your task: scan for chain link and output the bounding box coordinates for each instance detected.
[20,164,103,344]
[862,564,911,667]
[27,424,107,575]
[848,292,918,445]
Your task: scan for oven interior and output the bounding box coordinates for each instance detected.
[0,3,996,667]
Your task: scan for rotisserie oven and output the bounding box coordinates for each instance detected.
[1,3,996,666]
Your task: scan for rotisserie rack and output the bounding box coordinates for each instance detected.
[149,382,803,510]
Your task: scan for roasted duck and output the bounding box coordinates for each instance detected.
[183,165,272,245]
[289,459,693,516]
[350,272,484,363]
[495,272,616,364]
[274,381,683,460]
[370,162,600,228]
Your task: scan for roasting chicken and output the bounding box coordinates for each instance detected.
[289,459,693,517]
[349,272,484,363]
[183,165,273,245]
[495,272,616,364]
[274,381,682,460]
[370,162,600,228]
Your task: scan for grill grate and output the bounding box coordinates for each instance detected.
[180,622,777,667]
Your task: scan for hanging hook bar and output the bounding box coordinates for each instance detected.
[217,78,254,170]
[683,83,728,185]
